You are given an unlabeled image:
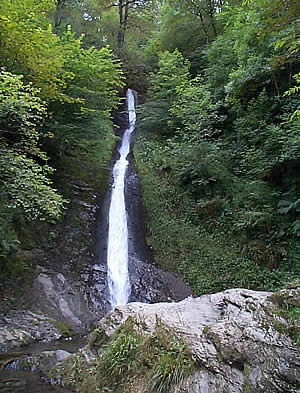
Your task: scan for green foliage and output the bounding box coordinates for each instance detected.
[169,77,228,138]
[270,287,300,344]
[148,335,194,393]
[0,150,65,221]
[0,70,47,157]
[148,49,190,102]
[139,49,190,135]
[0,0,123,290]
[96,323,141,389]
[153,2,206,57]
[0,71,66,222]
[0,0,124,106]
[54,321,76,338]
[286,305,300,344]
[254,0,300,68]
[171,138,233,198]
[65,44,125,112]
[205,34,237,100]
[93,319,195,393]
[0,0,71,100]
[0,73,66,282]
[88,327,108,349]
[53,320,195,393]
[137,99,172,135]
[0,0,124,272]
[137,0,300,290]
[134,133,298,294]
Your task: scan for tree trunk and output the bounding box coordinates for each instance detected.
[207,0,217,37]
[118,0,124,51]
[198,10,209,44]
[117,0,130,57]
[54,0,65,29]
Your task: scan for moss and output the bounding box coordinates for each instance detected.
[242,381,250,393]
[88,327,108,350]
[273,306,300,344]
[268,287,300,344]
[49,353,97,391]
[53,321,76,338]
[243,362,250,376]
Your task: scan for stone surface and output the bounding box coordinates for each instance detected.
[0,311,61,352]
[0,369,71,393]
[96,287,299,393]
[5,349,72,375]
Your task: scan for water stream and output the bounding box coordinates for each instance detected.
[107,89,136,307]
[0,88,192,393]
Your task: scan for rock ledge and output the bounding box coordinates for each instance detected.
[96,287,299,393]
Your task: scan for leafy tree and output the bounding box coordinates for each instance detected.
[138,0,300,278]
[147,49,190,101]
[179,0,221,42]
[0,0,70,100]
[65,44,125,112]
[0,70,66,222]
[138,49,190,135]
[245,0,300,68]
[170,76,228,139]
[154,2,206,53]
[0,150,65,222]
[0,70,48,159]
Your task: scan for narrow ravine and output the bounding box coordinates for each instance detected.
[107,89,136,307]
[0,88,191,393]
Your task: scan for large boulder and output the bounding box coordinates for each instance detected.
[96,287,299,393]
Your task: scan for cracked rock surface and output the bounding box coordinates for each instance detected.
[97,287,300,393]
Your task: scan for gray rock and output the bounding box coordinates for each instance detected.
[97,287,300,393]
[4,349,72,375]
[0,311,61,352]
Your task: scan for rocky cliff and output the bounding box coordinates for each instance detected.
[50,285,299,393]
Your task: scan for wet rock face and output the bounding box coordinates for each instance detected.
[97,287,300,393]
[25,178,110,331]
[0,311,61,353]
[4,349,72,375]
[129,259,192,303]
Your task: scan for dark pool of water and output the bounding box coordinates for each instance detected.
[0,336,86,392]
[7,335,86,357]
[0,370,71,393]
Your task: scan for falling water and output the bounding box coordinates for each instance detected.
[107,89,136,307]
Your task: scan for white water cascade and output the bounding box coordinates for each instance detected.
[107,89,136,307]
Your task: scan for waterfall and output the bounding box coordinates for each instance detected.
[107,89,136,308]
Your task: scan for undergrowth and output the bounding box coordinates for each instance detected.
[94,318,195,393]
[53,317,196,393]
[133,133,299,295]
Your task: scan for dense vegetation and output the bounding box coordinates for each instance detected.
[0,0,299,294]
[0,0,124,280]
[134,0,300,293]
[51,317,196,393]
